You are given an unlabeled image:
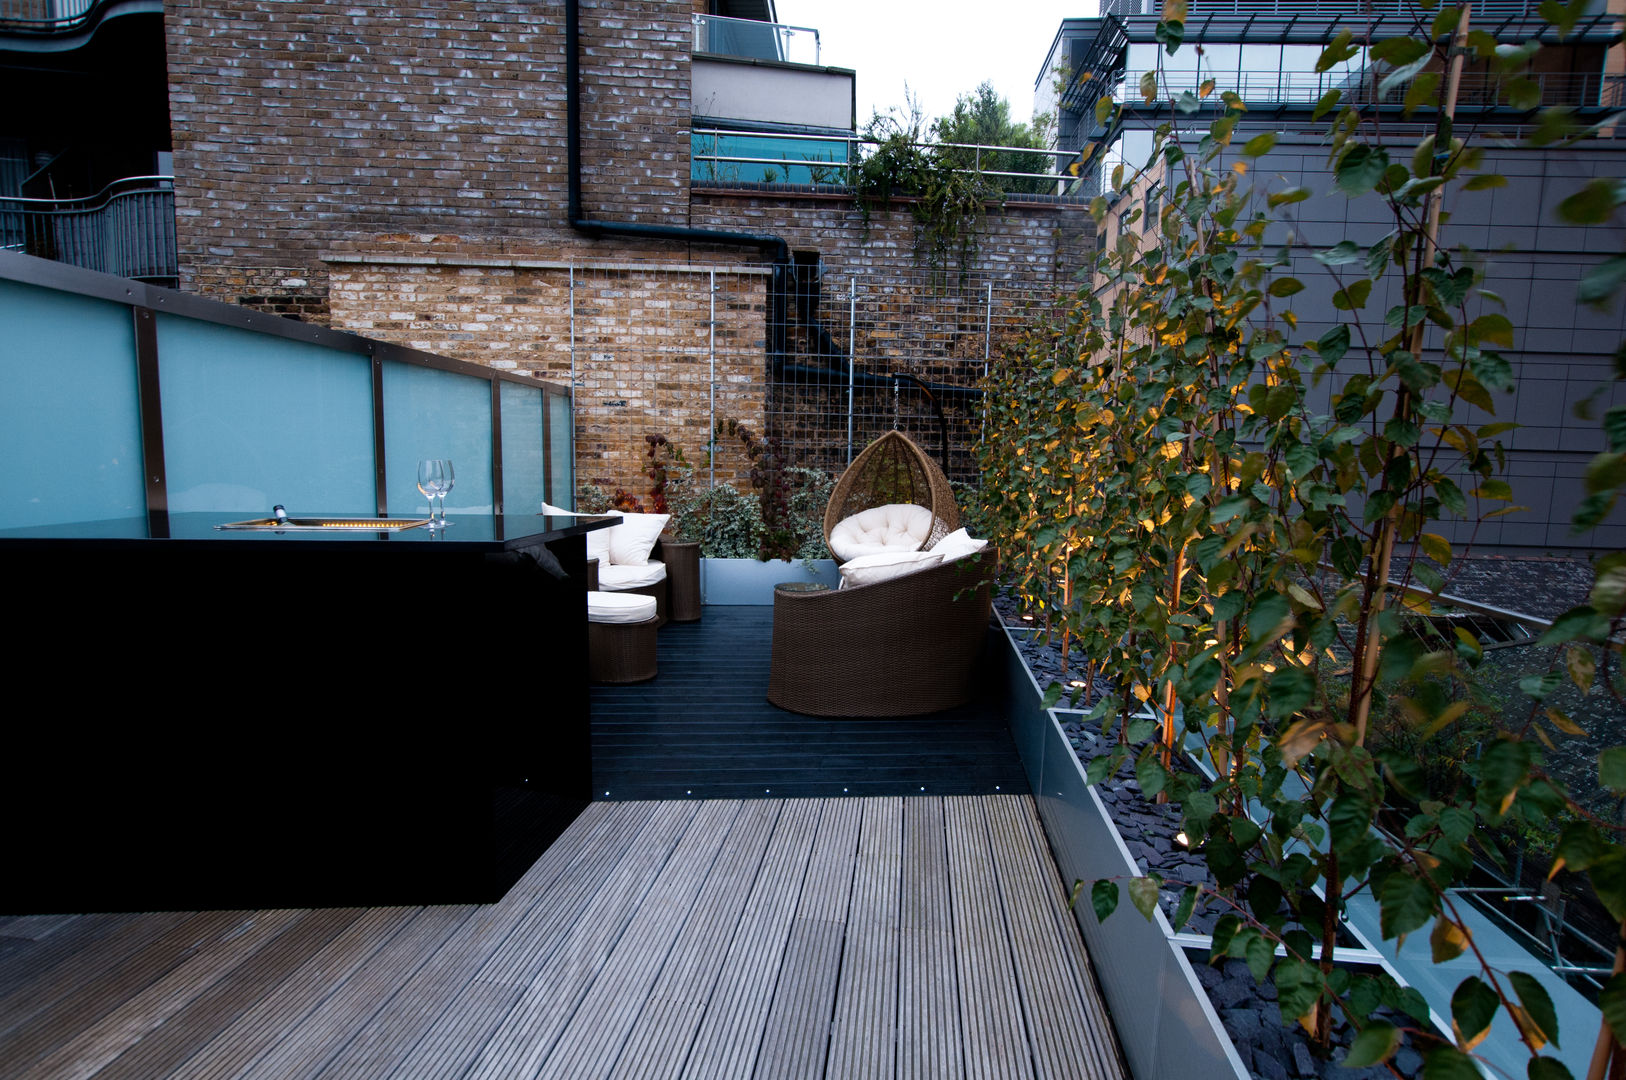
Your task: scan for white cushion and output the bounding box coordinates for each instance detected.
[598,560,667,590]
[838,549,943,589]
[828,503,935,562]
[541,501,578,516]
[608,512,669,565]
[930,527,988,562]
[587,591,658,624]
[585,513,620,564]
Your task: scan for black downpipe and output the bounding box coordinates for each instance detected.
[566,0,792,358]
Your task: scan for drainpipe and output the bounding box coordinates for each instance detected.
[565,0,790,287]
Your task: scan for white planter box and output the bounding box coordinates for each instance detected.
[699,557,839,605]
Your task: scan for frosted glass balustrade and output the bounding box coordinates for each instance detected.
[3,260,573,531]
[500,381,547,515]
[382,363,493,517]
[548,390,574,509]
[0,280,146,529]
[155,315,376,515]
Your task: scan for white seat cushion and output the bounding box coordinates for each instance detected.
[838,549,943,589]
[608,512,670,565]
[587,591,658,624]
[598,560,667,590]
[930,527,988,562]
[582,511,620,564]
[828,503,935,562]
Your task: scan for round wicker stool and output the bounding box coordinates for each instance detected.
[587,592,659,684]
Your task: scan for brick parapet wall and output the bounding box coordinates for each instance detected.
[164,0,694,321]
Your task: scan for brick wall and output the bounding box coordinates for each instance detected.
[693,189,1093,480]
[163,0,1097,495]
[164,0,695,321]
[328,256,768,492]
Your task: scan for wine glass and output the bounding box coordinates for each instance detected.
[437,460,455,527]
[417,459,446,530]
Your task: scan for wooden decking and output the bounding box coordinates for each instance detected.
[592,607,1031,800]
[0,796,1125,1080]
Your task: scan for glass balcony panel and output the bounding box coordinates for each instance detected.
[155,314,375,514]
[548,389,574,509]
[500,380,546,515]
[0,279,145,529]
[691,131,851,185]
[1198,43,1241,84]
[382,363,493,517]
[691,14,819,65]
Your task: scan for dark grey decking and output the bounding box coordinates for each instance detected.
[590,606,1030,800]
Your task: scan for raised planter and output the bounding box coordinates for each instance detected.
[996,621,1544,1080]
[998,621,1250,1080]
[699,556,838,605]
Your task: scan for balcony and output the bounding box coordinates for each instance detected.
[1112,68,1626,113]
[0,174,177,284]
[690,14,854,143]
[691,12,819,65]
[0,0,161,44]
[691,126,1080,197]
[0,0,95,31]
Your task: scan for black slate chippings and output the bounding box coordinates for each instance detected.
[590,605,1029,800]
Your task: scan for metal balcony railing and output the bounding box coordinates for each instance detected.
[691,13,820,66]
[1117,68,1626,111]
[689,127,1082,196]
[1102,0,1605,16]
[0,0,97,32]
[0,175,177,282]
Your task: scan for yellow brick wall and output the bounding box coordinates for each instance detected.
[328,256,767,495]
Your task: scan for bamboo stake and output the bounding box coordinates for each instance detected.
[1351,4,1472,746]
[1585,918,1625,1080]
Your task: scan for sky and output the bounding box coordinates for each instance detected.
[771,0,1092,131]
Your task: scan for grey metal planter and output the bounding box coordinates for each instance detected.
[998,622,1251,1080]
[699,556,838,604]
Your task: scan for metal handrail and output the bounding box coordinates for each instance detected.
[1102,0,1603,16]
[1118,69,1626,110]
[0,175,176,282]
[0,0,98,32]
[0,173,172,208]
[691,13,820,66]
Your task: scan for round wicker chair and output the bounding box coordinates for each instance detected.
[823,430,959,555]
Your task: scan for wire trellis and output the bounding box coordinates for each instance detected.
[566,261,1056,504]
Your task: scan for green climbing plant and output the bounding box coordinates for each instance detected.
[979,2,1626,1074]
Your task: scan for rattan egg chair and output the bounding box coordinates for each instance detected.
[822,430,959,554]
[766,430,990,718]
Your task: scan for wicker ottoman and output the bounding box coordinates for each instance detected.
[587,591,659,684]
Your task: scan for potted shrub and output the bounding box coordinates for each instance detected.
[698,420,838,603]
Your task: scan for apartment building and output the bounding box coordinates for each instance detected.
[1035,0,1626,549]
